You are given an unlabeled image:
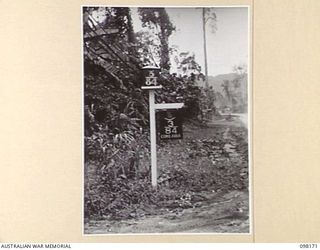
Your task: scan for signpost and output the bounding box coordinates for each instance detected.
[141,66,184,187]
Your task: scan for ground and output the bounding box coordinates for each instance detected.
[84,114,249,234]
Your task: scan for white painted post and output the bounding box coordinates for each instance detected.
[141,66,184,188]
[149,90,157,187]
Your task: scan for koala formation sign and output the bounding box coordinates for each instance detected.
[158,110,183,140]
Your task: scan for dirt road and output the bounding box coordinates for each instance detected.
[85,190,249,234]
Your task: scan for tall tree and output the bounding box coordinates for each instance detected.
[202,8,217,88]
[138,8,175,70]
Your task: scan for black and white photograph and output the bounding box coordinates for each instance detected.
[83,6,250,234]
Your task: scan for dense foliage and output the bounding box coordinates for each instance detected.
[83,7,211,220]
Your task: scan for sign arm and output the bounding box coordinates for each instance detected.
[154,103,184,110]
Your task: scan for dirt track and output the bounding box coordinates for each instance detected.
[85,190,249,234]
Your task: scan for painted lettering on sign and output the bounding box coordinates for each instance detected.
[158,111,183,140]
[142,67,160,87]
[145,76,157,86]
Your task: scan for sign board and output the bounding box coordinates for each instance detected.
[142,66,160,87]
[158,110,183,140]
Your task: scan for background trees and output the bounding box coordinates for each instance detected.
[138,8,175,70]
[83,7,204,133]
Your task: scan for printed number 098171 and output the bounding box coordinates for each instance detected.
[300,244,318,248]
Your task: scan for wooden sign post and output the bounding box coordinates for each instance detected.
[141,66,184,187]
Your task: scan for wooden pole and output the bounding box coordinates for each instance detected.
[149,90,157,187]
[142,82,183,188]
